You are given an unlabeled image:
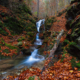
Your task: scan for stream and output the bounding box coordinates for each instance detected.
[0,19,45,79]
[15,19,45,68]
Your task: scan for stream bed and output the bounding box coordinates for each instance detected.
[0,19,62,80]
[0,19,46,79]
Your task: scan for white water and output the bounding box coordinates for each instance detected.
[34,33,42,45]
[16,19,45,67]
[36,19,45,32]
[24,19,45,65]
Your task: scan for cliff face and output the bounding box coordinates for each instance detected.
[64,0,80,58]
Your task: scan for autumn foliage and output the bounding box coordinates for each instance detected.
[3,53,80,80]
[1,0,80,80]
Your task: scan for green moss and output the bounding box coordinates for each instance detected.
[57,9,67,17]
[70,20,74,27]
[70,58,80,70]
[17,37,25,42]
[49,40,55,50]
[64,1,80,68]
[0,21,8,35]
[69,42,77,46]
[71,0,80,4]
[3,49,9,53]
[18,4,32,15]
[67,6,72,11]
[27,32,34,37]
[63,39,69,46]
[17,42,22,46]
[0,28,8,35]
[0,12,8,17]
[3,17,24,35]
[28,76,34,80]
[0,2,36,36]
[76,22,80,26]
[5,43,18,50]
[57,20,60,22]
[60,53,66,62]
[45,17,56,30]
[0,21,3,26]
[0,38,18,50]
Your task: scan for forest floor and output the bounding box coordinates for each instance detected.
[50,13,67,32]
[2,11,80,80]
[1,2,80,80]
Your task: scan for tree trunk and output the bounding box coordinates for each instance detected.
[37,0,39,18]
[41,29,64,74]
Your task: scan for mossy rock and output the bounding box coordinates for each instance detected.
[3,17,23,35]
[0,2,37,36]
[12,2,32,15]
[0,12,8,17]
[67,43,80,58]
[76,37,80,44]
[21,49,31,56]
[0,21,3,27]
[17,37,25,42]
[70,58,80,70]
[66,3,80,19]
[71,0,80,4]
[57,9,67,17]
[0,28,8,36]
[3,49,9,53]
[17,41,22,46]
[45,16,56,30]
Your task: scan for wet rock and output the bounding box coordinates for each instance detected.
[77,37,80,49]
[0,64,14,71]
[71,0,80,4]
[39,33,44,39]
[30,47,36,52]
[37,45,42,49]
[77,37,80,44]
[33,60,45,70]
[45,31,51,37]
[17,41,22,46]
[40,25,45,32]
[21,49,31,55]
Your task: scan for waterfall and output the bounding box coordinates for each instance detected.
[36,19,45,32]
[17,19,45,67]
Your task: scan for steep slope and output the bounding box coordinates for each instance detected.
[0,2,37,59]
[64,1,80,59]
[1,0,80,80]
[50,13,67,32]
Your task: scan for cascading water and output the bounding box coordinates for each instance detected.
[16,19,45,67]
[36,19,45,32]
[1,19,45,79]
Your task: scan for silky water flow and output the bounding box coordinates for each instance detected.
[15,19,45,68]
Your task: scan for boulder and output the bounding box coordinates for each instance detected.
[17,41,22,46]
[77,37,80,44]
[21,49,31,56]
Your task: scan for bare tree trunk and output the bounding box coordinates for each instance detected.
[37,0,39,18]
[41,30,64,74]
[68,0,71,3]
